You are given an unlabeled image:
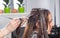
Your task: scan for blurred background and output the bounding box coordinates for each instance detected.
[0,0,60,38]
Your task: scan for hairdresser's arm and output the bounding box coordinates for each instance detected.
[0,19,20,38]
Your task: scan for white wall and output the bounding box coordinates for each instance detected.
[27,0,50,12]
[56,0,60,27]
[59,0,60,26]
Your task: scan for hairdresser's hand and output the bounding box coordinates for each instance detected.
[6,16,28,32]
[21,16,28,25]
[6,18,21,32]
[0,19,21,38]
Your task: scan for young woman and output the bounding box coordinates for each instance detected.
[0,8,53,38]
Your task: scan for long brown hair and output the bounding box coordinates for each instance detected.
[43,9,53,34]
[23,8,40,38]
[42,9,52,29]
[15,8,52,38]
[23,8,49,38]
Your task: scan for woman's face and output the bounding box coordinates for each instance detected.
[47,14,54,34]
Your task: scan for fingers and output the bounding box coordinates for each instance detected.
[19,16,28,26]
[12,18,20,25]
[11,18,21,28]
[7,18,21,32]
[22,16,28,22]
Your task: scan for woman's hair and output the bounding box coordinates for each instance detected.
[15,8,52,38]
[23,8,49,38]
[42,9,51,29]
[15,18,23,38]
[22,8,40,38]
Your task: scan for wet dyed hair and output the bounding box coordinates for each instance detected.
[16,8,51,38]
[42,9,51,29]
[22,8,49,38]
